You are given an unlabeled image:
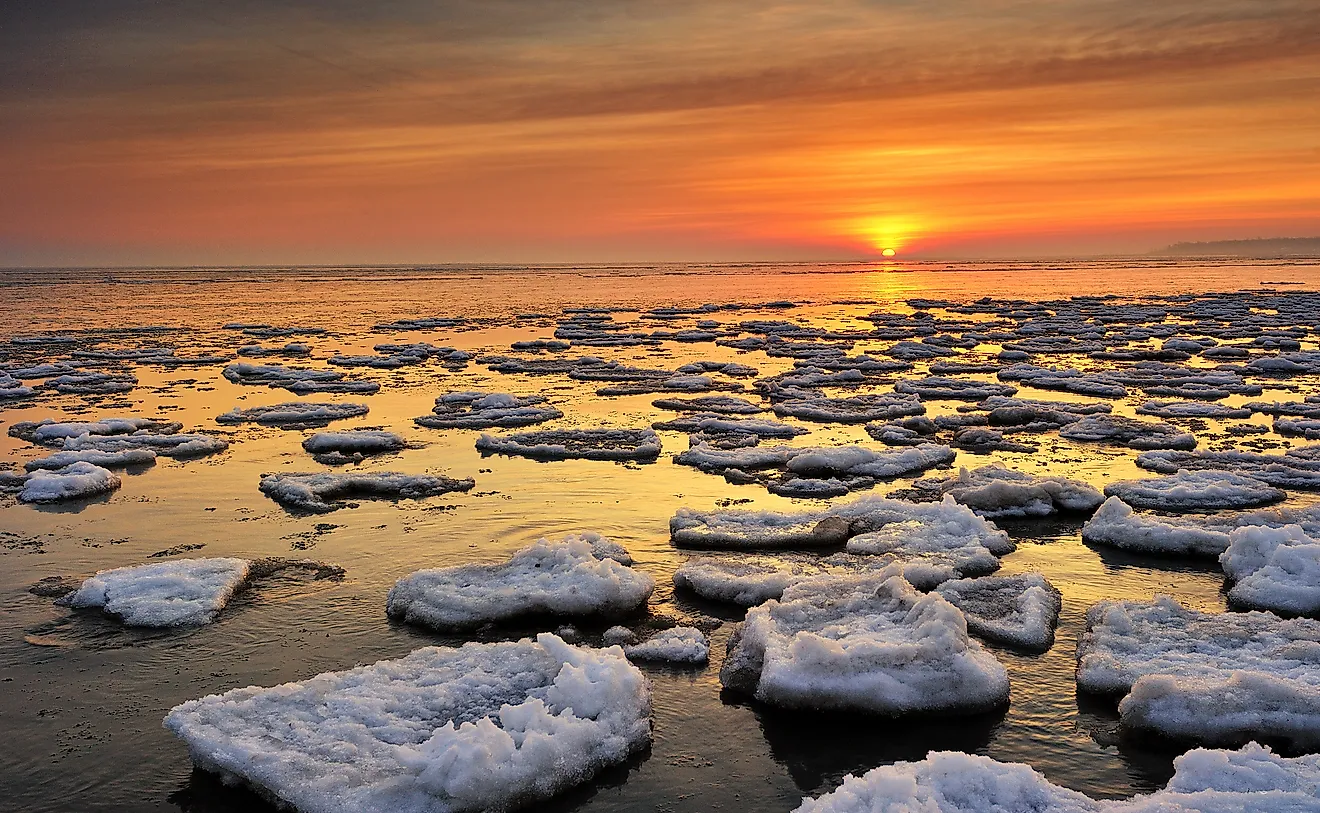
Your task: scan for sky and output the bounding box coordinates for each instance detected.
[2,0,1319,266]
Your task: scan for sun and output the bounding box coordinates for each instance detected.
[881,248,896,257]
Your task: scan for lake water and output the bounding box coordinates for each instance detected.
[1,258,1318,812]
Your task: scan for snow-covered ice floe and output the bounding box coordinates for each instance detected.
[416,392,563,429]
[386,534,654,630]
[24,448,157,470]
[772,393,924,423]
[785,444,955,479]
[907,465,1104,518]
[1136,400,1253,419]
[1082,497,1235,556]
[1136,447,1320,489]
[624,627,709,664]
[222,362,380,394]
[673,556,813,605]
[215,401,369,428]
[792,743,1320,813]
[476,429,661,461]
[164,633,652,813]
[1077,596,1320,747]
[671,494,1012,554]
[934,573,1061,650]
[61,558,250,626]
[18,461,121,503]
[1220,524,1320,615]
[61,431,229,459]
[259,471,474,513]
[652,413,806,438]
[720,567,1010,714]
[301,430,406,463]
[1103,470,1285,512]
[651,394,765,414]
[1059,414,1197,450]
[10,417,182,445]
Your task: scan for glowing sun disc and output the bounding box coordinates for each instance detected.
[881,248,896,257]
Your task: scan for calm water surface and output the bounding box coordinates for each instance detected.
[1,259,1318,812]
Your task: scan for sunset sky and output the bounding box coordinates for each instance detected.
[3,0,1319,266]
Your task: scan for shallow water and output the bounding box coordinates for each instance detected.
[1,259,1318,812]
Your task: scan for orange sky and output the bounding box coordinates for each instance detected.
[2,1,1319,265]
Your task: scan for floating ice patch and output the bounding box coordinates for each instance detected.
[1077,596,1320,747]
[1059,414,1197,450]
[62,558,250,626]
[1103,470,1285,511]
[773,393,924,423]
[62,431,228,458]
[18,461,121,503]
[1246,399,1320,419]
[673,557,814,606]
[674,442,796,473]
[1137,447,1320,489]
[0,372,35,400]
[386,534,654,630]
[476,429,661,461]
[222,362,379,395]
[934,573,1062,650]
[651,394,765,414]
[785,444,955,479]
[1136,400,1253,419]
[1220,524,1320,615]
[1275,418,1320,439]
[720,569,1009,714]
[951,428,1038,454]
[215,401,370,428]
[792,744,1320,813]
[259,471,474,513]
[416,392,563,429]
[11,417,183,445]
[164,633,651,813]
[864,416,939,446]
[1082,497,1234,556]
[894,376,1017,401]
[24,448,157,470]
[652,414,806,438]
[301,430,406,463]
[236,342,311,357]
[908,465,1104,518]
[625,627,709,664]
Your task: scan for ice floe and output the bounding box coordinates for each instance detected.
[1220,524,1320,615]
[893,376,1017,401]
[10,417,183,444]
[1059,414,1197,450]
[1077,596,1320,747]
[164,633,651,813]
[673,556,811,606]
[415,392,563,429]
[61,558,250,626]
[24,448,157,470]
[907,465,1104,518]
[772,393,925,423]
[651,394,765,414]
[625,627,710,664]
[1137,447,1320,489]
[1104,470,1285,511]
[1082,497,1235,556]
[259,471,474,513]
[476,429,661,461]
[720,567,1010,714]
[222,362,379,394]
[301,430,407,464]
[215,401,370,428]
[1136,400,1253,419]
[934,573,1061,650]
[18,461,121,503]
[792,744,1320,813]
[386,534,653,630]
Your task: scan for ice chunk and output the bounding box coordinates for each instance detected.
[773,393,925,423]
[416,392,563,429]
[301,430,406,463]
[1059,414,1197,450]
[259,471,474,513]
[1137,447,1320,489]
[1082,497,1233,556]
[476,429,660,461]
[61,431,228,458]
[386,534,654,630]
[785,443,955,479]
[720,569,1009,714]
[10,417,182,445]
[651,394,765,414]
[24,448,157,470]
[893,376,1017,401]
[62,558,250,626]
[908,465,1104,518]
[934,573,1061,650]
[1136,400,1253,419]
[222,362,379,395]
[674,442,796,473]
[1104,470,1285,511]
[18,461,121,503]
[652,414,806,438]
[1220,524,1320,615]
[625,627,709,664]
[216,402,369,428]
[673,557,810,605]
[792,745,1320,813]
[1077,596,1320,747]
[164,633,651,813]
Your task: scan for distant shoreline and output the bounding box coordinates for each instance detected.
[1151,237,1320,257]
